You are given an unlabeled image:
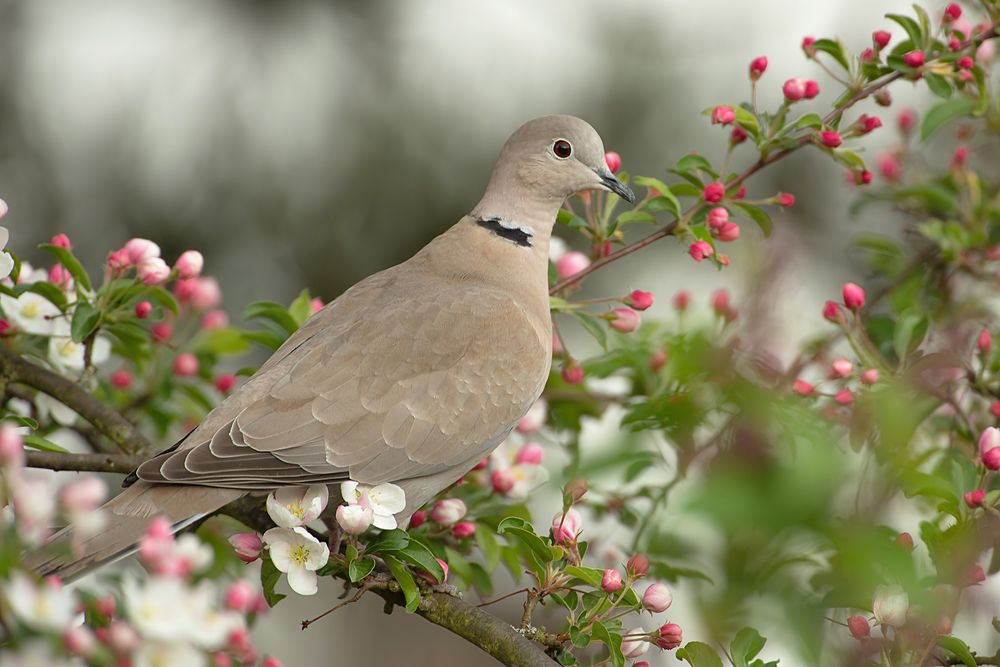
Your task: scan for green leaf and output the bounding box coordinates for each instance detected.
[288,289,314,326]
[731,627,767,667]
[733,203,773,238]
[732,107,760,138]
[497,518,555,565]
[676,641,725,667]
[260,556,287,607]
[571,311,607,350]
[923,73,952,99]
[2,414,39,430]
[242,329,288,351]
[70,302,101,344]
[591,621,624,667]
[195,327,250,355]
[569,625,591,648]
[633,176,681,217]
[475,524,501,571]
[557,209,589,231]
[365,528,410,554]
[39,244,92,292]
[789,113,824,131]
[244,301,299,335]
[812,38,850,70]
[398,540,445,583]
[23,434,70,453]
[674,154,716,177]
[564,565,603,587]
[832,149,866,171]
[615,210,656,225]
[383,555,421,613]
[921,98,977,140]
[886,13,923,47]
[143,286,179,315]
[937,636,976,667]
[348,556,376,583]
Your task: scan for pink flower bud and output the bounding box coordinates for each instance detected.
[106,621,140,654]
[408,510,426,529]
[491,469,515,495]
[878,153,902,182]
[134,300,152,319]
[64,626,96,656]
[213,653,233,667]
[897,109,918,135]
[776,192,795,208]
[48,264,71,288]
[336,503,374,535]
[604,151,622,174]
[95,596,116,618]
[657,623,683,650]
[857,113,883,134]
[710,289,730,314]
[452,521,476,539]
[964,489,985,508]
[225,580,256,613]
[711,105,735,125]
[895,532,914,550]
[515,442,544,465]
[702,182,725,203]
[949,36,962,51]
[979,427,1000,457]
[983,447,1000,471]
[562,363,584,385]
[978,328,992,354]
[801,36,816,55]
[804,80,820,99]
[641,582,673,612]
[107,248,130,271]
[873,30,891,49]
[992,403,1000,417]
[626,290,654,311]
[860,47,875,62]
[749,55,768,80]
[151,322,172,342]
[951,146,969,170]
[229,532,262,562]
[124,238,161,265]
[110,371,133,394]
[555,251,591,281]
[713,221,740,242]
[215,374,236,394]
[609,307,640,333]
[50,233,72,249]
[965,564,985,587]
[831,358,853,378]
[649,348,667,371]
[793,379,815,396]
[621,629,649,659]
[201,310,229,330]
[627,553,650,577]
[874,90,892,106]
[517,400,547,434]
[707,207,729,229]
[835,389,854,406]
[783,77,807,101]
[673,291,690,311]
[689,241,714,262]
[551,332,563,355]
[730,126,748,144]
[943,3,961,21]
[551,508,582,545]
[173,352,199,377]
[601,568,623,593]
[735,183,747,199]
[60,476,106,514]
[430,498,467,526]
[823,300,843,323]
[417,558,449,585]
[137,257,170,285]
[842,282,865,311]
[902,50,925,68]
[957,55,974,70]
[191,277,222,310]
[847,614,870,639]
[860,369,880,385]
[261,657,284,667]
[855,169,873,186]
[0,424,24,469]
[174,250,203,279]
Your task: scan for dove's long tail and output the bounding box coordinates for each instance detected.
[26,482,245,581]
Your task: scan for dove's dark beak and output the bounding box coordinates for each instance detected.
[595,167,636,204]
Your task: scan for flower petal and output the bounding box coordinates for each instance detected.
[370,483,406,514]
[265,494,300,528]
[286,568,318,596]
[371,512,397,530]
[305,541,330,571]
[340,481,359,504]
[0,252,12,281]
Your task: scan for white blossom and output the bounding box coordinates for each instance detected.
[134,642,204,667]
[263,526,330,596]
[340,481,406,529]
[0,641,76,667]
[266,484,329,528]
[336,503,373,535]
[873,584,909,627]
[0,292,59,335]
[0,227,13,281]
[2,571,77,633]
[122,575,194,642]
[47,319,111,372]
[35,393,78,426]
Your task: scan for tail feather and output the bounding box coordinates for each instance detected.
[26,482,244,581]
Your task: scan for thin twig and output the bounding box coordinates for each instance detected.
[24,450,144,474]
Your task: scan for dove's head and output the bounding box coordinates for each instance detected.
[474,115,635,227]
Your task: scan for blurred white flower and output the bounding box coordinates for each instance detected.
[489,440,548,499]
[10,475,57,545]
[0,293,59,335]
[134,642,203,667]
[873,584,909,627]
[171,533,214,576]
[0,227,13,280]
[48,320,111,372]
[341,481,405,529]
[122,576,193,642]
[184,581,245,650]
[2,571,77,633]
[266,484,329,528]
[0,641,76,667]
[35,393,78,426]
[262,526,330,596]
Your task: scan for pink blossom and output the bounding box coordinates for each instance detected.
[730,126,748,144]
[173,352,199,377]
[229,533,262,563]
[452,521,476,539]
[793,380,815,396]
[642,582,673,612]
[965,565,985,586]
[261,658,284,667]
[310,297,324,313]
[842,282,866,310]
[847,614,870,639]
[702,182,725,203]
[980,427,1000,457]
[673,291,690,311]
[707,207,729,229]
[604,151,622,174]
[516,400,547,433]
[151,322,172,342]
[902,51,925,68]
[48,264,71,288]
[0,424,24,469]
[59,476,106,515]
[657,623,683,650]
[174,250,204,279]
[555,251,591,281]
[689,241,714,262]
[201,310,229,330]
[713,221,740,242]
[831,358,853,378]
[627,553,650,577]
[601,568,623,593]
[978,328,992,354]
[562,363,584,385]
[964,489,985,508]
[783,78,807,101]
[804,80,820,99]
[191,277,222,310]
[984,447,1000,470]
[138,516,174,568]
[835,389,854,406]
[515,442,544,465]
[951,146,969,170]
[107,249,130,271]
[215,374,236,394]
[823,300,843,323]
[336,503,374,534]
[609,307,640,333]
[551,508,582,545]
[776,192,795,207]
[749,55,768,80]
[857,114,883,134]
[110,370,132,389]
[878,153,902,182]
[430,498,467,526]
[134,301,152,319]
[408,510,426,529]
[50,233,72,249]
[897,108,918,134]
[873,30,891,49]
[711,105,735,125]
[491,468,515,495]
[649,348,667,371]
[860,369,880,385]
[855,169,873,186]
[860,47,875,62]
[64,626,96,656]
[137,257,170,285]
[801,36,816,55]
[621,629,649,659]
[225,580,256,613]
[124,238,160,265]
[626,290,654,311]
[957,56,974,69]
[943,3,961,21]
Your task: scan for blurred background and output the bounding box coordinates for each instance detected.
[1,0,975,664]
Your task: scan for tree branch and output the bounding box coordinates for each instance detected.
[24,450,144,474]
[0,347,152,455]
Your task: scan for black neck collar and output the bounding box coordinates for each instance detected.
[475,217,532,247]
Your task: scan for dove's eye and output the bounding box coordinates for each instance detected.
[553,139,572,159]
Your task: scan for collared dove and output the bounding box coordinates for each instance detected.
[31,115,635,579]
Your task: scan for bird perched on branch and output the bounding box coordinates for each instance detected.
[30,115,635,580]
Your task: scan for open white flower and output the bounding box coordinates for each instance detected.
[489,440,549,499]
[34,393,78,426]
[172,533,214,576]
[266,484,329,528]
[134,642,203,667]
[340,481,406,529]
[0,227,13,281]
[0,292,59,335]
[184,581,245,650]
[0,641,76,667]
[2,571,77,633]
[263,526,330,596]
[122,575,194,642]
[10,475,57,545]
[873,584,909,627]
[48,319,111,372]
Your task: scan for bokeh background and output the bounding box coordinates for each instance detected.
[2,0,972,664]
